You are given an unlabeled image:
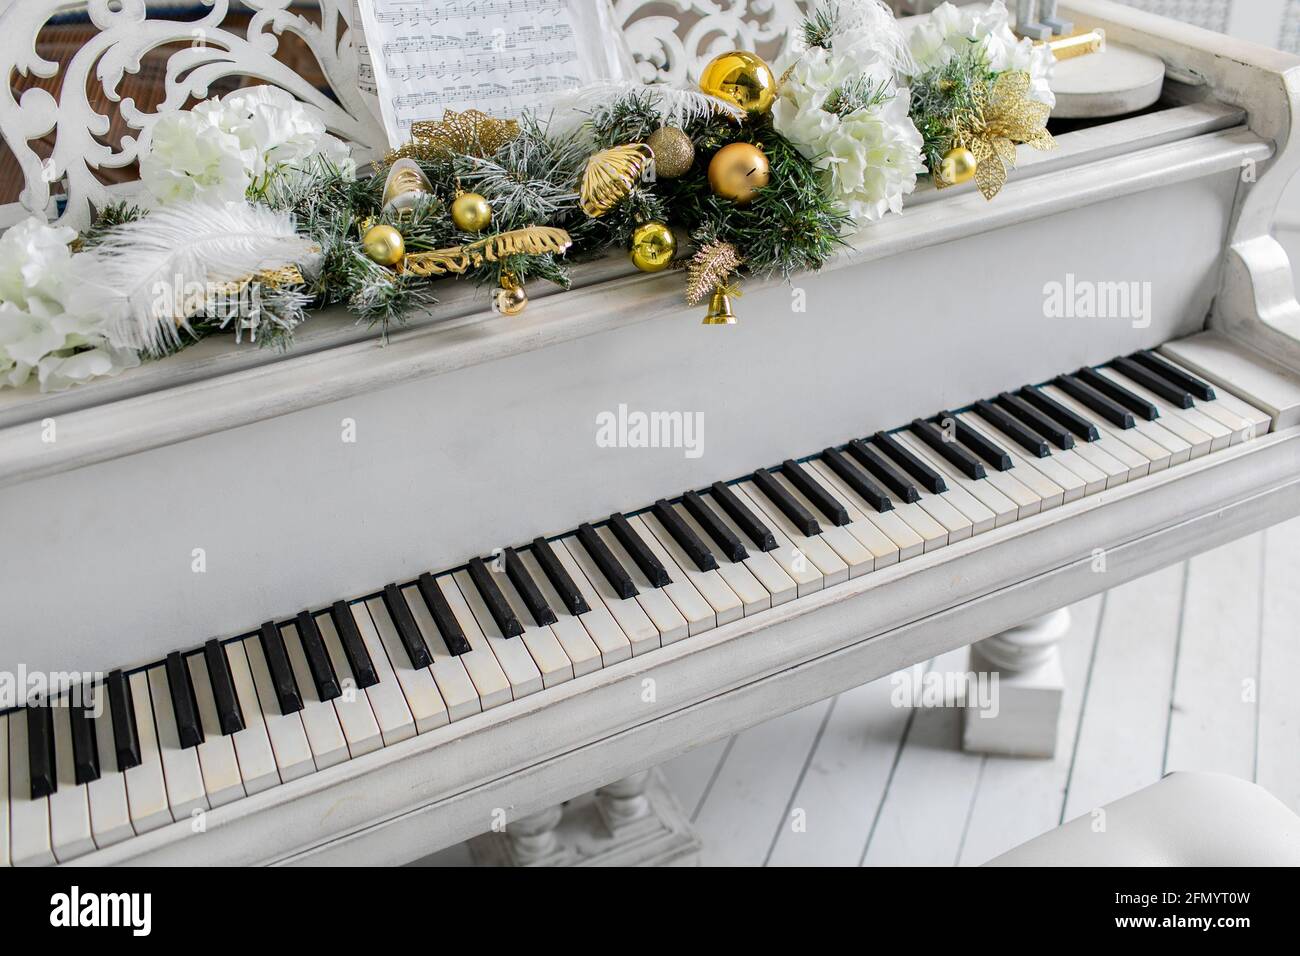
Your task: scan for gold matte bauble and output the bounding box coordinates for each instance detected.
[707,142,771,204]
[451,191,493,232]
[938,147,978,186]
[646,126,694,179]
[493,274,528,316]
[628,221,676,273]
[361,224,405,266]
[699,50,778,116]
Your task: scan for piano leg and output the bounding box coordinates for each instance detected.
[961,608,1071,758]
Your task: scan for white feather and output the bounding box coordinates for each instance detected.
[545,82,744,136]
[74,200,317,356]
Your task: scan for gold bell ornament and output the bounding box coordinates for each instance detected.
[938,146,978,186]
[702,285,738,325]
[707,142,770,204]
[361,223,405,266]
[451,190,493,232]
[699,50,778,117]
[646,126,694,179]
[381,158,435,214]
[628,221,676,273]
[493,272,528,316]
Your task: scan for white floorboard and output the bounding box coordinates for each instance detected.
[1257,516,1300,812]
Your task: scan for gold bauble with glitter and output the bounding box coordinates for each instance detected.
[707,142,770,204]
[493,273,528,316]
[646,126,694,179]
[361,224,405,266]
[628,221,676,273]
[938,147,978,186]
[451,191,493,232]
[699,50,778,116]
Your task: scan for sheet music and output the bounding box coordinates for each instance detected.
[356,0,588,147]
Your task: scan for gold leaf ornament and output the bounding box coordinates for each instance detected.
[384,109,520,165]
[580,143,654,218]
[939,70,1056,200]
[685,240,743,305]
[400,226,573,277]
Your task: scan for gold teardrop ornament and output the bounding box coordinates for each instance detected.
[698,50,778,117]
[580,143,654,218]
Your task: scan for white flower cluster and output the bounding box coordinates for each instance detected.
[909,1,1056,107]
[140,85,354,205]
[0,218,137,391]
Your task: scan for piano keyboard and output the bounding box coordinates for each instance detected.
[0,349,1273,866]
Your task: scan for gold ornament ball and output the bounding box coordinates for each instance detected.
[361,224,405,266]
[493,278,528,316]
[451,191,493,232]
[629,221,676,272]
[699,50,778,116]
[707,142,771,204]
[939,147,978,186]
[646,126,694,179]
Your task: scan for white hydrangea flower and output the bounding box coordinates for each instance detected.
[909,0,1055,107]
[773,36,926,223]
[200,85,329,179]
[140,109,252,205]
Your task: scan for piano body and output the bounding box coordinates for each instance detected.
[1,0,1299,866]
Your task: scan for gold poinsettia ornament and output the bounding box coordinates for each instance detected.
[939,70,1056,201]
[384,109,520,165]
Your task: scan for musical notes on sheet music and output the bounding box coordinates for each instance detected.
[356,0,587,146]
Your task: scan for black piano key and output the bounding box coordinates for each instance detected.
[910,418,987,479]
[530,539,591,617]
[505,547,558,626]
[609,513,672,587]
[1110,356,1194,409]
[938,410,1014,470]
[69,702,100,785]
[27,705,56,799]
[973,400,1050,458]
[577,522,639,599]
[653,499,719,571]
[781,460,850,526]
[295,611,342,702]
[845,439,921,503]
[165,651,204,749]
[1076,367,1160,421]
[330,601,381,687]
[204,639,245,735]
[681,491,749,563]
[1018,385,1101,441]
[752,468,822,536]
[1129,349,1216,401]
[468,557,526,637]
[822,447,892,513]
[106,669,141,772]
[995,391,1075,449]
[416,574,474,656]
[259,621,303,715]
[1054,374,1137,429]
[710,481,778,552]
[871,431,947,495]
[383,582,435,665]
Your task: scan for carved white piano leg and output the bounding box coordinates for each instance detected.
[468,768,701,866]
[961,608,1071,758]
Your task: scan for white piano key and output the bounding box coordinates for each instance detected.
[452,570,546,698]
[1181,392,1256,444]
[681,499,795,606]
[123,670,174,832]
[242,637,316,783]
[893,431,1006,531]
[185,654,247,807]
[85,692,134,848]
[734,481,842,589]
[7,710,55,866]
[1153,353,1269,439]
[1059,430,1132,488]
[806,459,914,564]
[1050,445,1109,495]
[490,563,575,687]
[561,536,662,655]
[516,549,605,677]
[549,536,637,662]
[627,512,729,626]
[363,599,453,732]
[1090,372,1206,460]
[280,623,350,768]
[1099,366,1231,452]
[48,704,95,862]
[433,576,514,708]
[1124,406,1194,465]
[147,666,209,820]
[769,470,876,574]
[637,511,745,625]
[223,641,283,795]
[902,476,973,542]
[0,715,9,866]
[1040,384,1170,473]
[1155,347,1275,434]
[345,598,423,737]
[593,524,692,643]
[313,613,385,757]
[394,590,476,724]
[955,413,1073,507]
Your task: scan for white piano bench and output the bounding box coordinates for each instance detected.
[962,608,1072,758]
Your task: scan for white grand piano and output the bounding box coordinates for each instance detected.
[1,0,1299,866]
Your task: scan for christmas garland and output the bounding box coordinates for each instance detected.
[0,1,1058,393]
